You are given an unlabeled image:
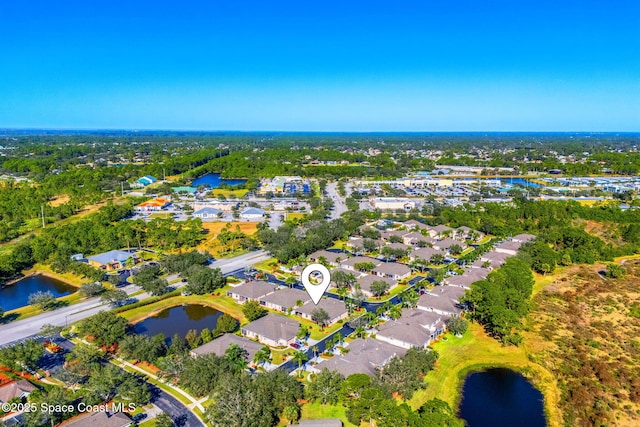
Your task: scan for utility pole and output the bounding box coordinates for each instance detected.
[41,205,45,228]
[121,182,125,197]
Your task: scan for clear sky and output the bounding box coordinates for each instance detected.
[0,0,638,131]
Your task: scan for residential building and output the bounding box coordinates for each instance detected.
[226,281,277,304]
[0,379,36,403]
[190,334,263,362]
[432,238,467,252]
[512,234,536,243]
[376,309,445,349]
[87,250,140,270]
[240,207,265,219]
[308,250,345,267]
[494,240,522,256]
[403,219,429,230]
[371,262,411,280]
[241,313,300,347]
[295,298,349,325]
[259,288,311,312]
[356,274,397,297]
[409,247,446,263]
[443,268,490,288]
[319,338,407,376]
[60,412,131,427]
[402,232,433,246]
[426,224,454,238]
[417,290,464,316]
[339,256,381,272]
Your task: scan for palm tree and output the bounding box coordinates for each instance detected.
[283,405,300,425]
[311,345,319,360]
[353,325,366,338]
[401,290,419,308]
[292,350,308,377]
[253,346,271,368]
[388,304,402,320]
[337,286,348,301]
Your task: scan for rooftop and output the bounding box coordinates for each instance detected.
[242,313,300,342]
[319,338,407,376]
[190,333,263,362]
[228,281,277,299]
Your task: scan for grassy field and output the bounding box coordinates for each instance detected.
[410,324,562,427]
[209,188,249,198]
[285,212,307,221]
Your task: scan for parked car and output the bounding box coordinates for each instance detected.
[289,343,300,349]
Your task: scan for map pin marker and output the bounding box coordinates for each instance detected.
[301,263,331,304]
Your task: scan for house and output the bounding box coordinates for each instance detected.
[386,242,411,253]
[356,274,397,297]
[427,224,454,238]
[371,262,411,280]
[409,247,446,263]
[455,226,484,241]
[417,291,464,316]
[344,238,366,253]
[288,420,342,427]
[429,284,467,300]
[226,281,277,304]
[319,338,407,376]
[376,309,445,349]
[432,238,467,252]
[131,175,157,189]
[512,234,536,243]
[403,219,429,230]
[135,197,170,212]
[443,268,490,288]
[494,240,522,256]
[308,250,345,267]
[241,313,300,347]
[60,412,131,427]
[192,207,222,219]
[295,298,349,326]
[0,379,36,403]
[190,334,263,362]
[339,256,381,272]
[240,207,265,219]
[380,229,410,241]
[259,288,311,312]
[402,232,433,246]
[70,253,84,261]
[472,251,510,269]
[87,250,140,270]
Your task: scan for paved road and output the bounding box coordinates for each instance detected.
[325,181,348,219]
[0,250,271,347]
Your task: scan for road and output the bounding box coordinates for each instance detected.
[0,250,271,347]
[325,181,348,219]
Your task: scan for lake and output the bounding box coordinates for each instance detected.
[133,304,223,341]
[0,275,77,311]
[459,368,546,427]
[191,173,246,188]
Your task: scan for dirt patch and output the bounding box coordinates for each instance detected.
[196,222,259,255]
[48,194,70,207]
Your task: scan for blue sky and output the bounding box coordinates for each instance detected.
[0,0,638,131]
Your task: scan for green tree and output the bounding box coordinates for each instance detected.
[79,282,105,297]
[292,350,308,375]
[185,329,202,349]
[100,289,128,306]
[185,266,226,294]
[253,346,271,367]
[306,368,344,405]
[155,412,174,427]
[604,263,626,279]
[311,308,331,329]
[28,290,56,310]
[370,280,390,297]
[282,405,301,425]
[78,311,128,347]
[225,344,248,372]
[216,313,239,333]
[242,300,268,321]
[200,328,213,344]
[445,316,468,336]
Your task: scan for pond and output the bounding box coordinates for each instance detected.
[459,368,546,427]
[133,304,223,341]
[191,173,246,189]
[0,275,77,311]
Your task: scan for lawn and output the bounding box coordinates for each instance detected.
[409,323,562,427]
[285,212,307,221]
[253,257,280,273]
[365,283,409,302]
[296,402,357,427]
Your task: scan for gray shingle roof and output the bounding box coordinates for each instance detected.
[60,412,131,427]
[372,262,411,277]
[356,274,397,293]
[242,313,300,343]
[260,288,310,308]
[295,298,348,320]
[228,281,277,299]
[190,333,263,361]
[319,338,407,376]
